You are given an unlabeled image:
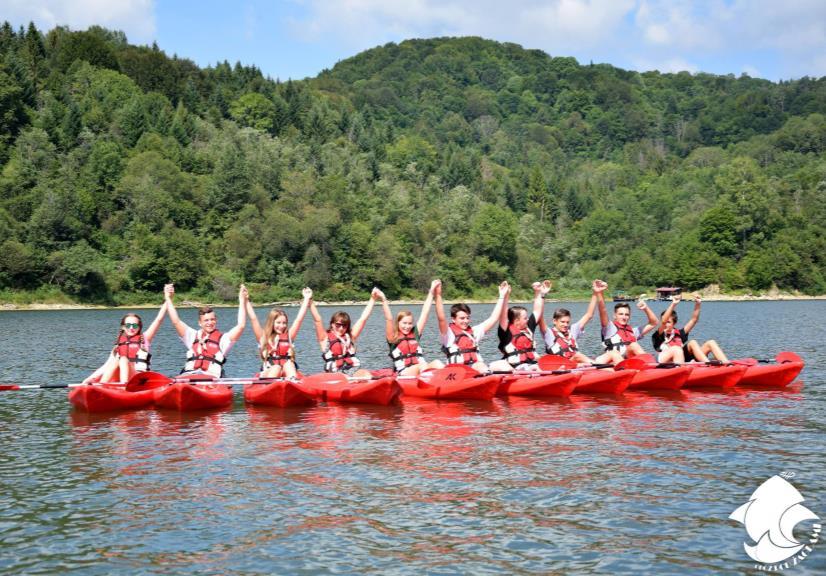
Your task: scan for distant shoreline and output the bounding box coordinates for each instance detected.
[2,292,824,311]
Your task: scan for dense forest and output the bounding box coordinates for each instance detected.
[0,24,825,304]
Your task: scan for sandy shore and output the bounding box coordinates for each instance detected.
[2,291,824,311]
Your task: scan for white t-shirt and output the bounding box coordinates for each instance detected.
[542,321,584,352]
[440,323,487,362]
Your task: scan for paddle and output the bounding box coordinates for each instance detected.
[125,371,173,391]
[424,365,479,387]
[0,381,126,391]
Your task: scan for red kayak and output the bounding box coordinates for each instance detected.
[153,376,234,411]
[627,365,694,391]
[736,354,804,387]
[299,375,401,405]
[683,364,747,389]
[575,369,636,394]
[244,380,316,408]
[401,373,500,400]
[497,372,582,397]
[68,384,155,413]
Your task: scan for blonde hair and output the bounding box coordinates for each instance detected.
[259,308,294,361]
[391,310,414,343]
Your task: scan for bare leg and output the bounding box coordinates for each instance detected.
[281,361,298,379]
[686,340,709,362]
[626,342,647,357]
[426,359,444,371]
[658,347,685,364]
[353,368,373,378]
[594,350,623,365]
[701,339,728,363]
[399,364,422,377]
[487,359,512,372]
[99,357,119,383]
[472,360,490,373]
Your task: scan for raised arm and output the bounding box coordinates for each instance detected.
[288,287,313,341]
[435,281,448,335]
[164,283,189,338]
[246,294,262,341]
[637,297,659,337]
[379,289,395,341]
[577,279,603,329]
[532,280,549,321]
[416,279,440,335]
[142,294,169,343]
[537,280,553,334]
[309,300,327,348]
[657,297,680,334]
[683,295,701,334]
[497,282,512,331]
[225,284,248,342]
[597,279,609,329]
[352,288,381,340]
[479,281,509,334]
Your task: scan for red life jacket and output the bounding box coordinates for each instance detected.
[262,333,293,369]
[322,331,359,372]
[442,323,479,365]
[662,329,684,348]
[502,324,536,367]
[389,332,423,372]
[184,329,226,377]
[603,321,638,356]
[115,333,151,371]
[545,327,578,359]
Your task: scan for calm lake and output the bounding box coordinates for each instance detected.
[0,300,824,575]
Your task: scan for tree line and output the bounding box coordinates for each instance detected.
[0,25,824,304]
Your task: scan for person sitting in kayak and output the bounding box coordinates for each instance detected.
[539,279,622,367]
[494,280,550,372]
[435,280,509,372]
[310,288,381,377]
[246,287,313,379]
[82,288,169,384]
[598,290,658,361]
[166,283,248,378]
[379,280,445,376]
[652,293,729,363]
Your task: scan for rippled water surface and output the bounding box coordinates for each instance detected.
[1,301,824,574]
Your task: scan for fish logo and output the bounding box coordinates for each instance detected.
[730,475,820,565]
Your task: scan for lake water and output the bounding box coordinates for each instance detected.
[0,301,824,574]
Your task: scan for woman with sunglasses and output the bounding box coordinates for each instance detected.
[82,287,170,384]
[245,287,313,379]
[309,288,381,377]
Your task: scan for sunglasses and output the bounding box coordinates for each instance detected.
[123,323,140,329]
[333,322,348,328]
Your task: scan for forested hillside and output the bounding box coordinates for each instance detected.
[1,24,824,304]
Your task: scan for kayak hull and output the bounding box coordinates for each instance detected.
[575,369,636,394]
[244,380,316,407]
[683,364,746,389]
[401,374,500,400]
[627,365,694,391]
[497,372,581,397]
[154,382,234,411]
[738,361,804,387]
[300,376,401,405]
[68,385,155,413]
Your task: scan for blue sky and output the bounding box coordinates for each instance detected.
[3,0,826,82]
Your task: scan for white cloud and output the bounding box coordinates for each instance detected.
[0,0,156,43]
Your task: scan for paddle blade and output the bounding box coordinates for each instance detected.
[427,365,478,387]
[633,353,656,363]
[616,357,648,370]
[538,355,576,370]
[126,371,171,392]
[0,384,21,391]
[776,351,803,364]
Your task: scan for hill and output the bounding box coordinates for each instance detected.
[0,26,824,304]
